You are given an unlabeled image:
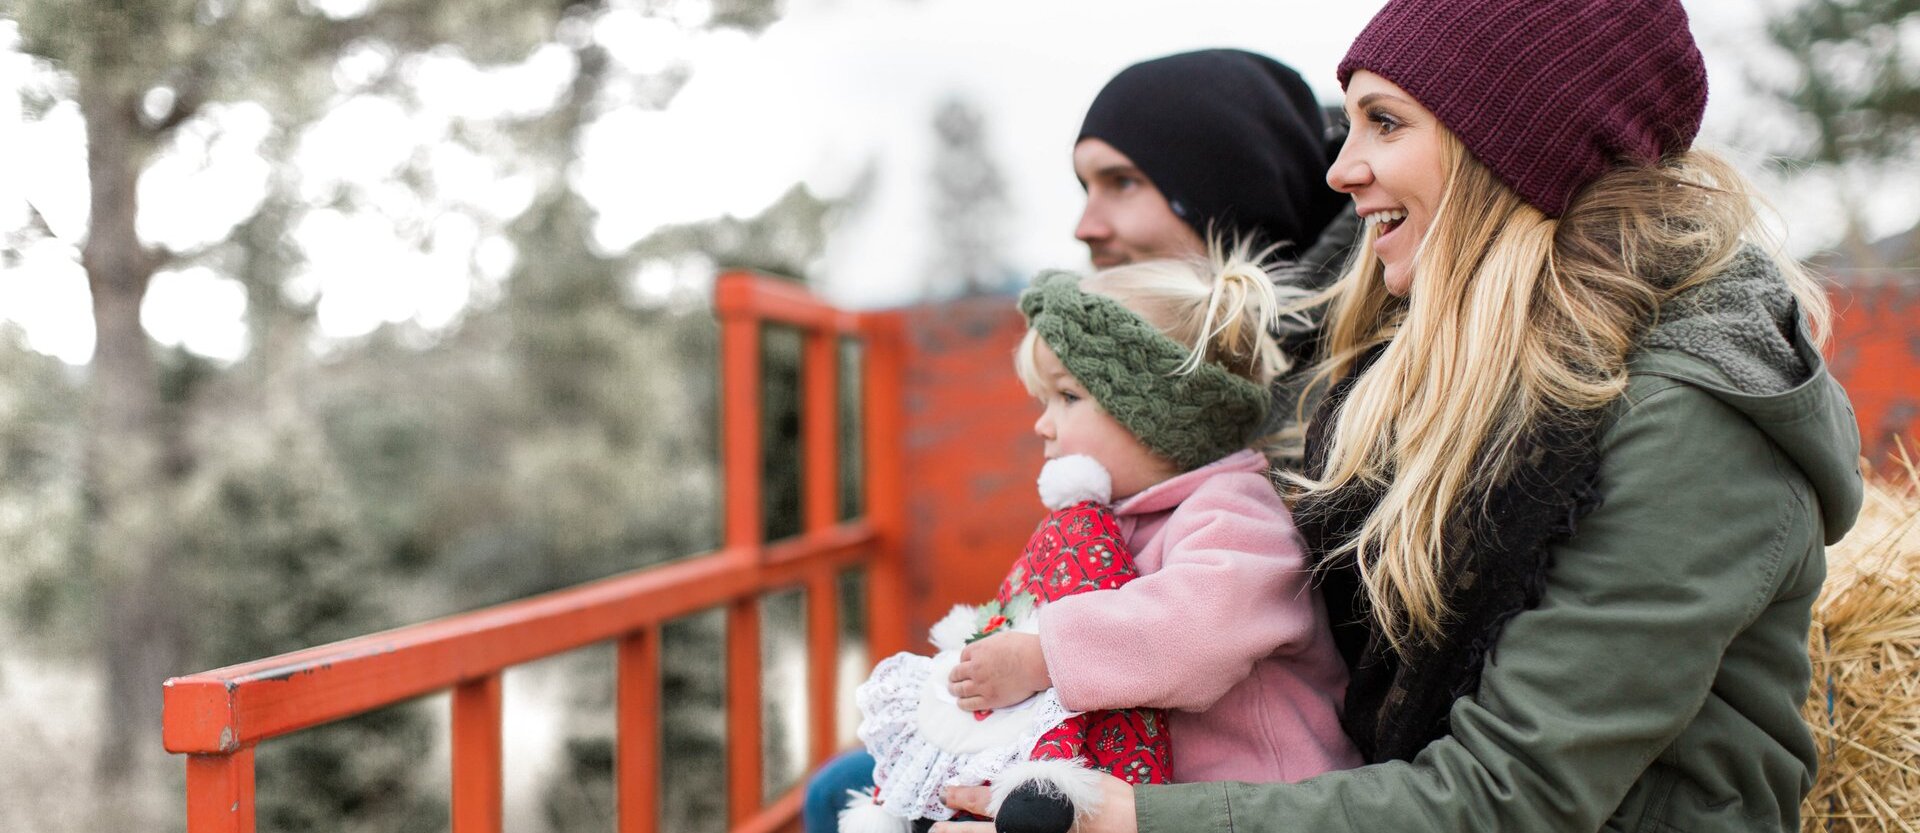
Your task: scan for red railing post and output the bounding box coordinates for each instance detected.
[718,272,769,823]
[185,749,256,833]
[451,675,503,833]
[727,597,764,822]
[803,325,844,764]
[617,627,661,833]
[806,570,840,762]
[861,314,911,660]
[720,275,765,554]
[803,330,841,533]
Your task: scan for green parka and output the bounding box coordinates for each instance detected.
[1136,253,1865,832]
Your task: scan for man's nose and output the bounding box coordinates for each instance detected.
[1074,203,1109,243]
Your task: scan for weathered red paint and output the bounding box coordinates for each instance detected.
[184,748,255,833]
[616,627,661,833]
[871,295,1040,640]
[451,675,504,833]
[726,596,764,823]
[162,535,871,754]
[806,570,841,762]
[859,312,913,661]
[1826,278,1920,468]
[164,272,908,833]
[802,328,847,762]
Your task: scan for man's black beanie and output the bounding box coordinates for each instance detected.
[1079,49,1347,256]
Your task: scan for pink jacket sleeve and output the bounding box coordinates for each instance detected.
[1037,473,1323,713]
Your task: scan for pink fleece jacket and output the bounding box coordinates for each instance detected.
[1036,449,1361,783]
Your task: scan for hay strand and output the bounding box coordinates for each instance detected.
[1802,441,1920,832]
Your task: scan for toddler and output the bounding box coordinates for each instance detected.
[845,248,1359,833]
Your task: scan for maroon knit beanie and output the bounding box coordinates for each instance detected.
[1338,0,1708,217]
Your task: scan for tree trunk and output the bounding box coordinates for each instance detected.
[79,77,185,786]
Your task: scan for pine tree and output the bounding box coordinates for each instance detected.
[927,95,1012,295]
[1763,0,1920,266]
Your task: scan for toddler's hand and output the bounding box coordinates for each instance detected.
[948,631,1050,711]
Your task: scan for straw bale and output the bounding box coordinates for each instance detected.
[1803,447,1920,833]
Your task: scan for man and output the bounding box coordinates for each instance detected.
[803,49,1356,833]
[1073,48,1359,463]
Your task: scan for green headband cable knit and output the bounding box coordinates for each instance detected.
[1018,270,1269,471]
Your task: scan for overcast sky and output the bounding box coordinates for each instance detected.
[3,0,1913,365]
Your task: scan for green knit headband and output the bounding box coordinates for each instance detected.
[1018,270,1268,471]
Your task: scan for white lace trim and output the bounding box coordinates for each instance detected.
[854,650,1080,821]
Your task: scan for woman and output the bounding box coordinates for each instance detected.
[937,0,1863,830]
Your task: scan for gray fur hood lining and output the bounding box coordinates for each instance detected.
[1641,245,1810,397]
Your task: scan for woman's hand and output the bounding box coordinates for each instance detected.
[929,776,1139,833]
[948,631,1051,711]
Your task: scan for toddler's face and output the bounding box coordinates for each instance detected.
[1029,339,1178,500]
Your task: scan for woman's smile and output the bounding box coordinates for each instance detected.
[1366,207,1409,246]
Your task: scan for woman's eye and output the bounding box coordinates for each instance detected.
[1060,391,1081,404]
[1369,109,1402,135]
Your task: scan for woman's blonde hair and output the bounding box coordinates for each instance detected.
[1296,132,1832,652]
[1015,240,1294,405]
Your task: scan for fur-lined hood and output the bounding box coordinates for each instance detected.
[1633,246,1864,543]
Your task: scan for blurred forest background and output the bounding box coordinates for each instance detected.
[0,0,1915,831]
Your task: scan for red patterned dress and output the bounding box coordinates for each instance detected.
[991,500,1171,785]
[845,456,1169,830]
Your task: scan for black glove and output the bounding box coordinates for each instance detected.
[992,782,1076,833]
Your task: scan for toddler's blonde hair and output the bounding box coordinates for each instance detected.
[1014,240,1295,404]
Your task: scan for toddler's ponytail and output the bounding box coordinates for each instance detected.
[1082,240,1296,387]
[1182,242,1291,383]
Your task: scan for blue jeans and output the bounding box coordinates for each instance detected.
[802,748,877,833]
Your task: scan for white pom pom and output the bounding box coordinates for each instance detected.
[1036,455,1112,510]
[839,789,912,833]
[928,604,978,653]
[985,758,1105,819]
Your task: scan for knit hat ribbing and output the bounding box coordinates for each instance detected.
[1337,0,1708,217]
[1019,271,1268,472]
[1080,49,1347,254]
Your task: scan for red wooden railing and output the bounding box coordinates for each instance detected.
[162,271,911,833]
